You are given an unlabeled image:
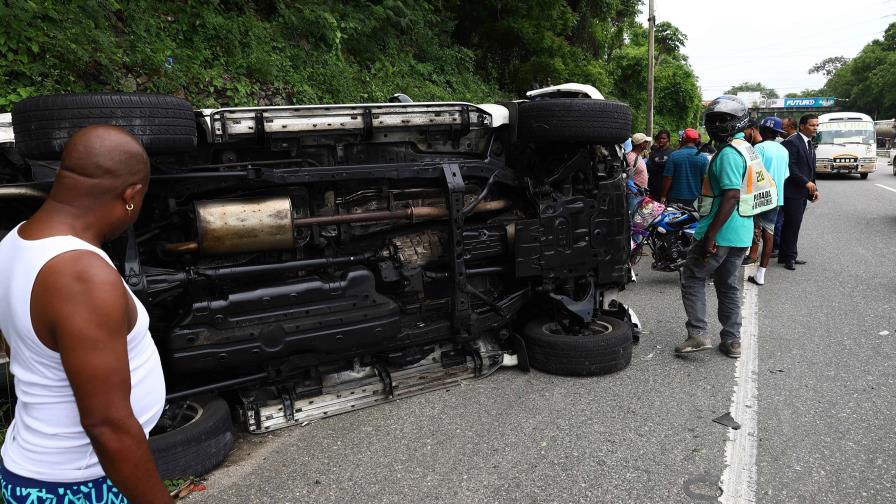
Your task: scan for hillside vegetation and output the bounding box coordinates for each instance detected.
[0,0,703,132]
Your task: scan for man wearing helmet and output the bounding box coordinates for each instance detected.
[674,96,758,359]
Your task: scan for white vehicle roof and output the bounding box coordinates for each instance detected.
[526,83,604,100]
[196,101,509,141]
[818,112,873,123]
[0,113,12,144]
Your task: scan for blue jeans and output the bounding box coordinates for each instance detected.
[0,464,129,504]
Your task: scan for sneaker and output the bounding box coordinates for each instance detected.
[719,340,742,358]
[674,335,712,354]
[741,256,758,266]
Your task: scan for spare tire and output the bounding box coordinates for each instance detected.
[524,315,632,376]
[149,395,234,480]
[12,93,197,160]
[517,99,632,145]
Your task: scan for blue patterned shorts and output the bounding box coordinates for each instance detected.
[0,464,129,504]
[754,207,778,234]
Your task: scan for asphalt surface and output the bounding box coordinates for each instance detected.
[188,160,895,504]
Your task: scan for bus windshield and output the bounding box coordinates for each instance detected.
[816,121,874,145]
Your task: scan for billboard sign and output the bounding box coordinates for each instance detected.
[782,97,836,108]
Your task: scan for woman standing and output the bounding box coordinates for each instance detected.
[625,133,651,189]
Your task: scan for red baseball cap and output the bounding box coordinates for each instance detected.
[683,128,700,141]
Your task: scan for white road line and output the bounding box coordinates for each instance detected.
[875,183,896,194]
[718,268,760,503]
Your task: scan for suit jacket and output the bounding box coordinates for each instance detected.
[782,134,816,200]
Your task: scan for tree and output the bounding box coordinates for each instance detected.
[0,0,703,129]
[821,22,896,118]
[655,21,686,59]
[609,30,701,133]
[809,56,849,78]
[724,82,779,99]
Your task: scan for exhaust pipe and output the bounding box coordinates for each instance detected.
[163,198,511,256]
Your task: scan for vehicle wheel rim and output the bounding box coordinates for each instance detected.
[151,400,204,435]
[542,320,613,336]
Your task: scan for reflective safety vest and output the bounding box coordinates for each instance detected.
[696,138,778,217]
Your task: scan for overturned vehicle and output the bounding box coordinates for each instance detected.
[0,84,636,478]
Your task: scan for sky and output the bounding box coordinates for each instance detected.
[638,0,895,99]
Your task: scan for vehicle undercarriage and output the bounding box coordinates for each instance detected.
[0,91,635,477]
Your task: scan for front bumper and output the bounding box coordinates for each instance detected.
[816,159,877,174]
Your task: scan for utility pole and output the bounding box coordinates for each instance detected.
[646,0,655,137]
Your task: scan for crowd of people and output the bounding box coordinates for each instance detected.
[623,96,820,358]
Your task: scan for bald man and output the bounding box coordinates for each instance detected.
[0,126,171,502]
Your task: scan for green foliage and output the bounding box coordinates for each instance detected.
[723,82,779,100]
[655,21,687,61]
[0,1,125,109]
[453,0,613,93]
[609,22,702,133]
[0,0,703,135]
[821,23,896,119]
[164,477,194,494]
[0,0,504,108]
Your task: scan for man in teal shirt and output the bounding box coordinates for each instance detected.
[745,117,790,284]
[674,96,754,358]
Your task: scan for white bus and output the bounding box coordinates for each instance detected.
[815,112,877,179]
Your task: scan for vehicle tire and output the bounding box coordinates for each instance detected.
[524,315,632,376]
[517,99,632,145]
[860,173,869,179]
[149,395,234,480]
[11,93,196,160]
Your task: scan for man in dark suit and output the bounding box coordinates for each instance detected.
[779,114,821,270]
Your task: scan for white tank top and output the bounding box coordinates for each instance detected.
[0,223,166,482]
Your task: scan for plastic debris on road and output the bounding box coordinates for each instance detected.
[712,412,741,430]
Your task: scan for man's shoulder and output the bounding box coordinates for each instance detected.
[38,251,123,301]
[710,144,746,175]
[715,143,744,162]
[756,140,787,154]
[667,149,685,161]
[669,148,698,162]
[781,135,800,148]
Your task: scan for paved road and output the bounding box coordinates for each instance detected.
[188,162,895,504]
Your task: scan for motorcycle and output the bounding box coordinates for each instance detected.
[627,180,699,272]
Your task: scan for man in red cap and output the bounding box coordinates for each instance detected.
[660,128,708,207]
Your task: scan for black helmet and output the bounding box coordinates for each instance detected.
[704,95,750,142]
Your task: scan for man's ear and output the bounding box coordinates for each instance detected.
[122,183,144,204]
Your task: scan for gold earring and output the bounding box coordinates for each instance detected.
[126,202,134,216]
